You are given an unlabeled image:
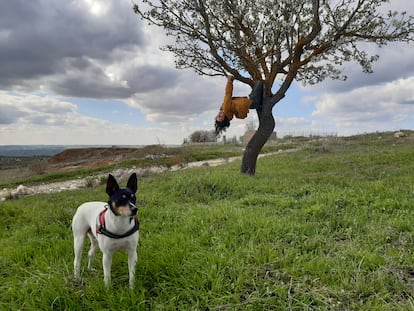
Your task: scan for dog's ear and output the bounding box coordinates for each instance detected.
[126,173,138,194]
[106,174,120,196]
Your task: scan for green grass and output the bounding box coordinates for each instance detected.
[1,133,413,310]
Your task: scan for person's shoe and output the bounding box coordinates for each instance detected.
[249,81,263,109]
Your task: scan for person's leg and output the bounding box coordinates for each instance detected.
[249,81,263,109]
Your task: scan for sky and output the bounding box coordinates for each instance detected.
[0,0,413,146]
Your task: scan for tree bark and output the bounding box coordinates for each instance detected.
[240,98,275,175]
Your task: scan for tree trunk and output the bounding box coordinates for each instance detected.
[240,99,275,175]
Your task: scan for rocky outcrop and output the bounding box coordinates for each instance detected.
[394,131,407,138]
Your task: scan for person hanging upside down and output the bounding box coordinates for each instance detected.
[214,75,263,136]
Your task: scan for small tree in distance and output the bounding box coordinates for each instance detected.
[188,130,217,143]
[133,0,414,175]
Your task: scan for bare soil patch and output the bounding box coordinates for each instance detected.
[47,147,141,169]
[0,147,145,183]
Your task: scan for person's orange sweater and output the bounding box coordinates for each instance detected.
[221,79,253,121]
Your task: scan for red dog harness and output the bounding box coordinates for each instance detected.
[96,208,139,239]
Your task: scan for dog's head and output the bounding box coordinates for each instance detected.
[106,173,138,216]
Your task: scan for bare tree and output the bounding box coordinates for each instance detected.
[133,0,413,175]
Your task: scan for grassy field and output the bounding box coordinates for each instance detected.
[0,133,413,310]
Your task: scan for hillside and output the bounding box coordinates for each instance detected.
[1,131,412,186]
[0,130,414,188]
[0,143,249,186]
[47,147,142,168]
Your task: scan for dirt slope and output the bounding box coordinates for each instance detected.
[48,147,141,169]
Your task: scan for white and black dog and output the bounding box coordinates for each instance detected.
[72,173,139,288]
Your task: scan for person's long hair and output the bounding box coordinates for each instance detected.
[214,116,230,136]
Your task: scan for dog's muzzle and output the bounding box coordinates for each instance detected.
[129,202,138,215]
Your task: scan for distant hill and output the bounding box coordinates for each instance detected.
[0,145,148,157]
[0,145,68,157]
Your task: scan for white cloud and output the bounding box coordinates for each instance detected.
[311,77,414,134]
[0,92,186,145]
[126,72,225,124]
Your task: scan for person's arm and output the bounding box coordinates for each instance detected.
[221,76,234,119]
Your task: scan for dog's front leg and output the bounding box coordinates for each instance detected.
[102,252,113,287]
[128,249,137,288]
[87,233,98,271]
